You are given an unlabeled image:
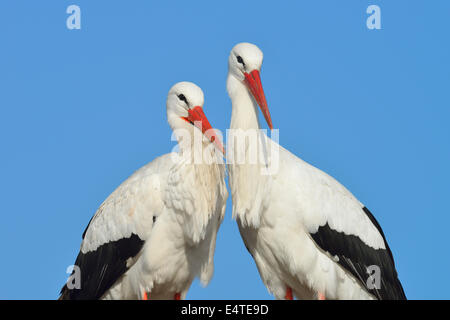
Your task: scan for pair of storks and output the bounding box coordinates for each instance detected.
[60,43,406,300]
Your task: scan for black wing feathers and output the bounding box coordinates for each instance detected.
[60,234,145,300]
[310,206,406,300]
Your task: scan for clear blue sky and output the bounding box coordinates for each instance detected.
[0,1,449,300]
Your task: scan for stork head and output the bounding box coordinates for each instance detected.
[228,42,273,130]
[167,81,224,154]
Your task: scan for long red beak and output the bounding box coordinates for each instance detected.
[244,70,273,130]
[183,106,225,155]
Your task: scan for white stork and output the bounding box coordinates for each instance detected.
[60,82,228,300]
[226,43,406,300]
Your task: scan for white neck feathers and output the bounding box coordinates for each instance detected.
[227,74,261,131]
[165,138,226,244]
[227,74,271,228]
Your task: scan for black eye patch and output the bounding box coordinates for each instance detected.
[237,55,245,66]
[178,94,187,103]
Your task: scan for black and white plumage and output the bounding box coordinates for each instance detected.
[226,42,405,300]
[60,82,228,300]
[310,207,405,299]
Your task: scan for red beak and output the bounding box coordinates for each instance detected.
[183,106,225,155]
[244,70,273,130]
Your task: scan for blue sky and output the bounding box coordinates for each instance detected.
[0,1,449,300]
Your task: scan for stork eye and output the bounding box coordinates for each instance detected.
[237,56,245,65]
[178,94,187,103]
